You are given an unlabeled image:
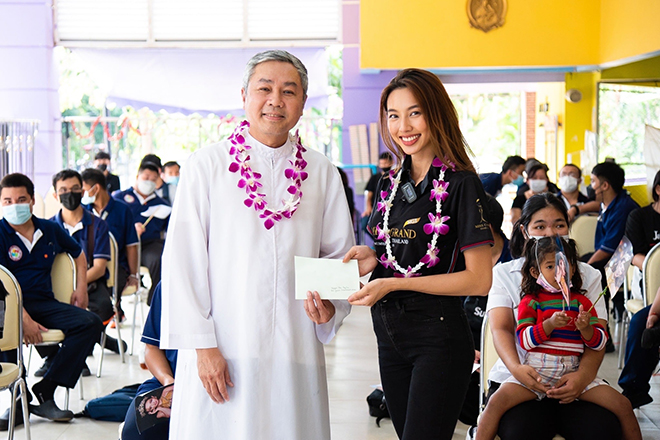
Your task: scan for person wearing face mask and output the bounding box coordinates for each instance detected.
[81,168,139,326]
[46,170,118,374]
[0,173,104,429]
[161,161,180,205]
[360,152,394,243]
[481,193,621,440]
[113,162,170,305]
[94,152,121,193]
[510,164,554,225]
[479,155,526,197]
[556,164,593,222]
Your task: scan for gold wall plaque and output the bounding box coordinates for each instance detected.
[467,0,507,33]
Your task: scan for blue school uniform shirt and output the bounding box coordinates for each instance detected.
[0,216,82,301]
[595,191,640,254]
[141,283,177,375]
[84,197,139,272]
[479,172,503,197]
[112,188,169,242]
[51,208,111,266]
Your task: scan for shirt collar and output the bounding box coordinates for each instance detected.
[133,188,156,205]
[55,208,91,236]
[400,155,437,194]
[15,228,43,253]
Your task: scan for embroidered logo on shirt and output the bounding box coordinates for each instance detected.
[403,217,421,228]
[8,245,22,261]
[124,194,135,204]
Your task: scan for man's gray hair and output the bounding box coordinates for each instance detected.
[243,50,308,98]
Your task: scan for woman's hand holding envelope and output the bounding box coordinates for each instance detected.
[342,246,378,277]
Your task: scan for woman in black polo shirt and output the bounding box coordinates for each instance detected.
[344,69,493,440]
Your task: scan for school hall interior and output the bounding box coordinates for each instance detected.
[1,0,660,438]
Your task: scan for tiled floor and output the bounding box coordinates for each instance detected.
[2,302,660,439]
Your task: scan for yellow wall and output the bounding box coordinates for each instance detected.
[360,0,601,69]
[601,0,660,65]
[361,0,660,70]
[563,72,599,169]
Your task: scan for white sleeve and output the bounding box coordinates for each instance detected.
[579,262,608,322]
[486,262,516,313]
[315,165,356,344]
[160,151,217,350]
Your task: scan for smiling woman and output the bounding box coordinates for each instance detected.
[343,69,493,440]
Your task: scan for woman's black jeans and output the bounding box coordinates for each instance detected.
[372,294,474,440]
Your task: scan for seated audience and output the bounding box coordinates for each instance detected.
[479,155,526,197]
[95,151,121,193]
[122,282,176,440]
[81,168,139,320]
[515,159,559,198]
[618,169,660,408]
[0,173,103,429]
[556,163,592,222]
[484,193,622,439]
[477,237,640,440]
[161,161,180,205]
[510,163,552,225]
[113,162,170,305]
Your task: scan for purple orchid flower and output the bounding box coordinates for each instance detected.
[423,213,450,235]
[393,267,420,278]
[429,180,449,202]
[375,223,389,241]
[420,244,440,268]
[244,193,267,211]
[379,253,396,269]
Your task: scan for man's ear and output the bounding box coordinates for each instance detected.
[241,88,247,109]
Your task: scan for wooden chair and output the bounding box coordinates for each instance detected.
[0,265,31,439]
[569,214,598,258]
[27,253,83,408]
[97,232,126,377]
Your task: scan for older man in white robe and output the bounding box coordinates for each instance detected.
[160,50,355,439]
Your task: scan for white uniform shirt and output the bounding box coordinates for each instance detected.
[485,258,607,384]
[161,132,355,439]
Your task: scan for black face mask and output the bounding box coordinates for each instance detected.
[381,167,391,174]
[60,192,83,211]
[97,164,108,172]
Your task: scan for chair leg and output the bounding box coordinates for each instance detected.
[64,388,69,410]
[618,312,629,369]
[26,346,33,373]
[79,373,84,401]
[19,379,31,440]
[97,329,107,378]
[116,316,126,363]
[8,381,19,440]
[130,292,139,355]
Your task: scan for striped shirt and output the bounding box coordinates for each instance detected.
[517,290,607,356]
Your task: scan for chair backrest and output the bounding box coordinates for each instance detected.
[44,186,63,219]
[107,232,118,290]
[33,191,46,218]
[51,253,76,304]
[569,214,598,257]
[643,241,660,307]
[0,265,22,352]
[479,314,499,412]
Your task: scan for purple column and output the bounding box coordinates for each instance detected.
[0,0,62,194]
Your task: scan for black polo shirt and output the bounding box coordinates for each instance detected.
[368,156,493,300]
[626,204,660,257]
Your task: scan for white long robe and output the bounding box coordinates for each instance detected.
[161,132,355,439]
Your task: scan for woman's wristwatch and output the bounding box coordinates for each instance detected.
[570,204,580,215]
[129,274,140,280]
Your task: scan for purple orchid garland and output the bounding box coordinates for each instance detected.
[227,121,308,230]
[377,157,454,277]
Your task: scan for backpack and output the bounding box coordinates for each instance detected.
[366,388,390,427]
[76,384,141,421]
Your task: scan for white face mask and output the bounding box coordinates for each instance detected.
[559,175,579,193]
[137,179,156,196]
[529,179,547,193]
[81,185,97,205]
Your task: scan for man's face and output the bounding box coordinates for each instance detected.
[162,165,180,179]
[55,177,83,199]
[590,174,607,201]
[1,187,33,209]
[560,165,580,180]
[95,158,111,173]
[137,169,159,183]
[378,158,393,172]
[241,61,306,147]
[82,181,100,198]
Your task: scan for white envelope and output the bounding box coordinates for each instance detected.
[294,256,360,300]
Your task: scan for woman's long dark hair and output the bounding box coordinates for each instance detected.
[378,69,476,174]
[520,237,583,297]
[510,193,569,258]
